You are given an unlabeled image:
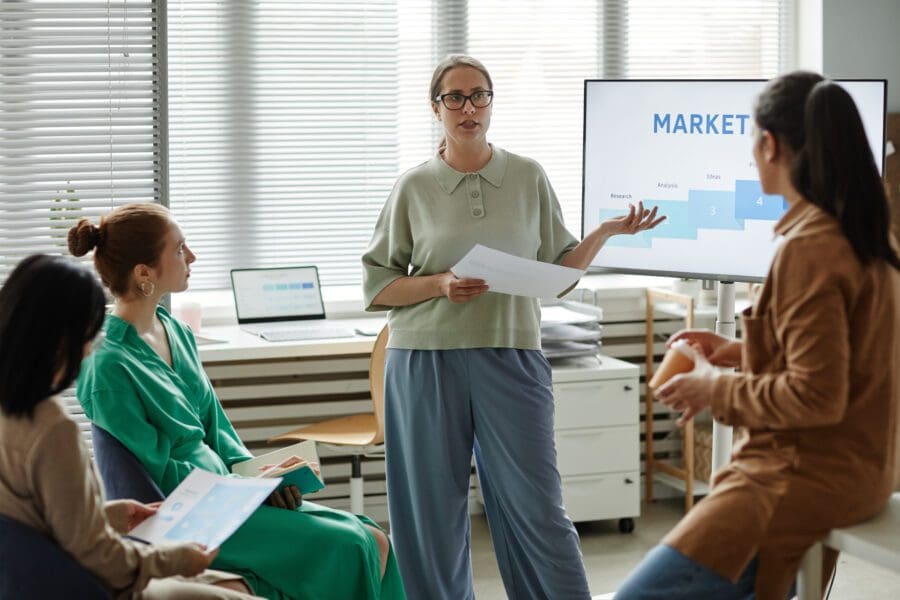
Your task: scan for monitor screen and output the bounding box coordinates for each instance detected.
[230,266,326,323]
[581,79,887,282]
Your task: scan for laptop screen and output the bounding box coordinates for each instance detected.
[230,266,326,324]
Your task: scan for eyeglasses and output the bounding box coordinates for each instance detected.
[434,90,494,110]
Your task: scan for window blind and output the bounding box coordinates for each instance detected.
[167,1,407,290]
[0,0,162,283]
[168,0,794,291]
[469,0,795,236]
[0,1,161,446]
[166,0,474,291]
[619,0,794,78]
[468,0,602,235]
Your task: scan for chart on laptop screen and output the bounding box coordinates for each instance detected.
[231,267,325,321]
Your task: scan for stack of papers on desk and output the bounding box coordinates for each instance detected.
[541,323,602,344]
[540,301,603,361]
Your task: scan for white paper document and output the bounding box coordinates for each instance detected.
[451,244,585,300]
[128,469,278,549]
[541,301,604,325]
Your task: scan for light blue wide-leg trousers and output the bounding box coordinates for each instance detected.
[384,347,591,600]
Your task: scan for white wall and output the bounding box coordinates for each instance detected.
[822,0,900,112]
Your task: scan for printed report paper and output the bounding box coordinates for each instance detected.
[128,469,278,549]
[451,244,585,300]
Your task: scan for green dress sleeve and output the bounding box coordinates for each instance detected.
[362,179,414,311]
[87,385,202,492]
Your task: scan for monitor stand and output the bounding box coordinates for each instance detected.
[712,281,735,473]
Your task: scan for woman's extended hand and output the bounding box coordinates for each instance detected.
[104,499,159,534]
[266,485,302,511]
[654,346,719,427]
[436,272,489,303]
[668,329,742,368]
[601,201,665,237]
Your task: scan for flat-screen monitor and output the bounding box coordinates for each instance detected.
[582,79,887,282]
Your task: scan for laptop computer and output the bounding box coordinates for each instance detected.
[230,266,356,342]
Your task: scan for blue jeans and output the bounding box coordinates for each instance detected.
[615,544,795,600]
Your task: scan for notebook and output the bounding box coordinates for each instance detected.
[230,266,356,342]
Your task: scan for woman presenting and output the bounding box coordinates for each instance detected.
[362,54,663,600]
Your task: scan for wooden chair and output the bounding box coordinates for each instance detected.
[270,324,388,514]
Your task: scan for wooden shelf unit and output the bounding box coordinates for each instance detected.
[644,288,707,512]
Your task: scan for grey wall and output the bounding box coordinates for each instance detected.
[823,0,900,112]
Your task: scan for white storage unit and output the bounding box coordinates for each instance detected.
[552,354,640,532]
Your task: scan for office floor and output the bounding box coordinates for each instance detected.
[469,498,900,599]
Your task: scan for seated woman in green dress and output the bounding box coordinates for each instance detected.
[70,203,405,600]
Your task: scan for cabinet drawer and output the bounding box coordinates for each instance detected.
[553,379,637,429]
[555,425,639,476]
[562,471,640,523]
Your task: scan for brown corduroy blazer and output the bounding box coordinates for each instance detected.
[664,199,900,599]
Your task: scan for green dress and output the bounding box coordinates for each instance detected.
[77,306,406,600]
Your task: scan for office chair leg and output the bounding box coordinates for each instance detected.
[350,454,364,514]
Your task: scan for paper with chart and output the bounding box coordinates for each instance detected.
[451,244,585,300]
[128,469,278,549]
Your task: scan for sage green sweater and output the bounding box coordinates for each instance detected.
[362,146,578,350]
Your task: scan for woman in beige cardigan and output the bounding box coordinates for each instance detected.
[616,72,900,599]
[0,254,258,599]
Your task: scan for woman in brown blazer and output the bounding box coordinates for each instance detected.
[615,72,900,600]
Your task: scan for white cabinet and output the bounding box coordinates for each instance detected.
[552,355,640,532]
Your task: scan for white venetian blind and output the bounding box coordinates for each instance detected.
[621,0,794,78]
[167,0,478,290]
[167,1,406,290]
[468,0,601,236]
[468,0,794,237]
[0,0,161,283]
[166,0,794,290]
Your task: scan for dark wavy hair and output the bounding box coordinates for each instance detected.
[0,255,107,418]
[755,71,899,269]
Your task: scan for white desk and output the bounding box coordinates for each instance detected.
[195,317,386,362]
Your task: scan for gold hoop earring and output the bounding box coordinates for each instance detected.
[139,281,155,297]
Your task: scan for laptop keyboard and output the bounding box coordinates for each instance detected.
[259,326,356,342]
